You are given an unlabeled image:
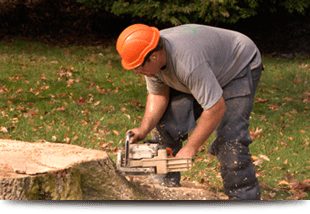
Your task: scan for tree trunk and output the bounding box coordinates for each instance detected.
[0,140,152,200]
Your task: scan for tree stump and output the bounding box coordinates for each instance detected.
[0,139,152,200]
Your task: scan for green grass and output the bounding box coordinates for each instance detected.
[1,38,309,200]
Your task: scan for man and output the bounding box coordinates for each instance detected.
[116,23,262,200]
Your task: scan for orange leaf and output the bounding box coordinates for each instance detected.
[113,130,119,135]
[254,97,269,103]
[251,156,259,161]
[121,78,128,86]
[250,127,263,140]
[269,104,278,111]
[278,180,289,186]
[15,89,23,94]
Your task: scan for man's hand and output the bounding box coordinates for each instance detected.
[175,146,196,158]
[127,128,147,143]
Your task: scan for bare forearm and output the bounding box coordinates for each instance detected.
[186,110,222,151]
[140,90,169,134]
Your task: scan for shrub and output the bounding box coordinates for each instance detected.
[77,0,310,25]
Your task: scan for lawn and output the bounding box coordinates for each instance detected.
[0,38,309,200]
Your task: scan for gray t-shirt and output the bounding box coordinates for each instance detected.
[145,24,262,110]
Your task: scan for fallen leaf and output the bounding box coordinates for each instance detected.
[251,156,259,161]
[278,180,289,186]
[0,127,8,133]
[56,106,66,111]
[121,78,128,86]
[99,129,111,136]
[291,192,307,200]
[113,130,119,135]
[254,97,269,103]
[259,181,279,191]
[15,89,23,94]
[292,77,303,83]
[283,97,293,101]
[269,104,278,111]
[259,154,270,162]
[123,114,131,119]
[63,137,71,144]
[269,192,276,199]
[94,101,101,106]
[290,109,297,114]
[98,141,109,149]
[281,140,288,146]
[199,178,209,184]
[253,158,263,167]
[109,118,116,123]
[258,115,266,120]
[303,97,310,104]
[57,92,67,98]
[250,127,263,140]
[284,159,288,164]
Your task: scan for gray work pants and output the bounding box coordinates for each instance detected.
[151,64,263,200]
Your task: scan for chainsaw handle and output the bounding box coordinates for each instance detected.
[124,131,133,166]
[143,139,158,144]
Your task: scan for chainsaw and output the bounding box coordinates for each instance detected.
[116,131,193,176]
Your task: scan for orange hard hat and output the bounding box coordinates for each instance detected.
[116,24,160,70]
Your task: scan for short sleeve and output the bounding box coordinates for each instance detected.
[185,63,223,110]
[145,75,169,95]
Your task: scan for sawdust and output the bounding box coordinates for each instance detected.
[127,176,228,200]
